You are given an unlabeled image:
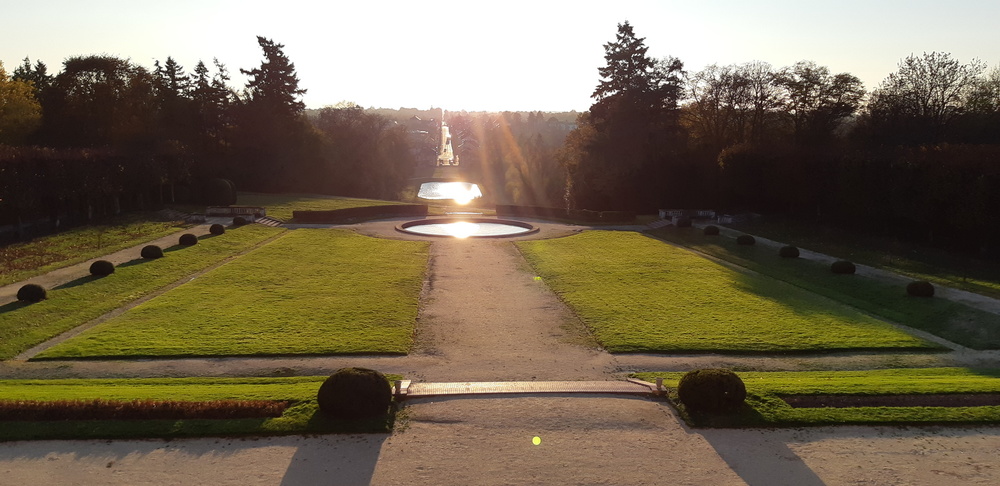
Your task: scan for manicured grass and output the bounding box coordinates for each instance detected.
[634,368,1000,427]
[0,225,284,360]
[36,229,429,359]
[517,231,938,353]
[652,226,1000,349]
[727,218,1000,299]
[0,213,189,286]
[0,375,400,441]
[236,192,407,221]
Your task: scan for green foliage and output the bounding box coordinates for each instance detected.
[209,223,225,235]
[232,216,248,226]
[140,245,163,259]
[830,260,856,274]
[736,234,756,246]
[0,61,42,145]
[16,284,46,303]
[703,225,720,235]
[36,229,428,358]
[907,280,936,297]
[779,245,800,258]
[0,225,283,360]
[89,260,115,276]
[517,231,935,353]
[636,368,1000,427]
[677,369,747,413]
[0,399,286,421]
[316,368,392,420]
[178,233,198,246]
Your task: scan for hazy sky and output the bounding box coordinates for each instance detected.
[3,0,999,112]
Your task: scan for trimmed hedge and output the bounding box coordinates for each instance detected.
[233,216,248,227]
[209,224,225,235]
[703,225,720,236]
[907,280,935,298]
[677,369,747,413]
[140,245,164,259]
[179,233,198,246]
[89,260,115,276]
[779,245,800,258]
[16,284,47,303]
[293,205,428,223]
[736,234,756,246]
[831,260,856,274]
[316,368,392,420]
[495,205,636,223]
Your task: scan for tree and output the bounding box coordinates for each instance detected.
[866,52,985,144]
[563,22,685,211]
[240,36,306,120]
[153,57,194,142]
[12,57,53,95]
[0,62,43,145]
[774,61,865,145]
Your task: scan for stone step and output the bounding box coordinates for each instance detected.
[396,379,658,399]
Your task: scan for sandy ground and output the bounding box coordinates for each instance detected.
[3,219,1000,484]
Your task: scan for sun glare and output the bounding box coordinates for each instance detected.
[441,221,480,239]
[417,182,483,205]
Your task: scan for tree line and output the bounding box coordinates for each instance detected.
[0,37,416,235]
[562,22,1000,253]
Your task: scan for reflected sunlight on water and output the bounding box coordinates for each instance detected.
[417,182,483,205]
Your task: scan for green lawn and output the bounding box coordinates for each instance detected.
[0,213,189,286]
[634,368,1000,427]
[517,231,939,353]
[726,218,1000,299]
[0,375,400,441]
[236,192,407,221]
[0,225,284,360]
[36,229,429,359]
[652,226,1000,349]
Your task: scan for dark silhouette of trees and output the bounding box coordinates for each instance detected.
[774,61,865,146]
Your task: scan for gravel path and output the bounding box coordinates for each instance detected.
[3,218,1000,484]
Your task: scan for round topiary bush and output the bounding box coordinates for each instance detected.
[209,223,225,235]
[907,280,935,298]
[831,260,856,275]
[140,245,164,259]
[179,233,198,246]
[89,260,115,276]
[779,245,800,258]
[736,234,756,246]
[317,367,392,420]
[703,225,720,236]
[675,218,692,228]
[677,368,747,413]
[233,216,248,227]
[16,283,47,303]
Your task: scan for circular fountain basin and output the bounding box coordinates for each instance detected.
[397,218,538,238]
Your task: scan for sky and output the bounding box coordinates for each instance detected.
[3,0,1000,112]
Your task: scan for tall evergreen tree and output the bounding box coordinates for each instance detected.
[240,36,306,120]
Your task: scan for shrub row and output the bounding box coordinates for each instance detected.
[495,205,636,223]
[0,399,288,421]
[293,205,428,223]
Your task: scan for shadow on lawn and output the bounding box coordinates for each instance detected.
[0,300,31,315]
[54,274,103,290]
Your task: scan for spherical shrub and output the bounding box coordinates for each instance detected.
[16,283,47,303]
[140,245,164,259]
[676,217,692,228]
[317,367,392,420]
[779,245,800,258]
[209,223,225,235]
[907,280,935,298]
[831,260,856,275]
[703,225,720,236]
[736,234,756,246]
[89,260,115,276]
[233,216,248,227]
[677,368,747,413]
[179,233,198,246]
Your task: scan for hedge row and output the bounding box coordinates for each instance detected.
[292,205,428,223]
[495,205,635,223]
[0,399,288,421]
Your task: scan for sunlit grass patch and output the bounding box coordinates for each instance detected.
[517,231,938,353]
[634,368,1000,427]
[35,229,428,359]
[0,225,284,360]
[652,226,1000,349]
[0,375,400,441]
[0,213,189,286]
[236,192,407,221]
